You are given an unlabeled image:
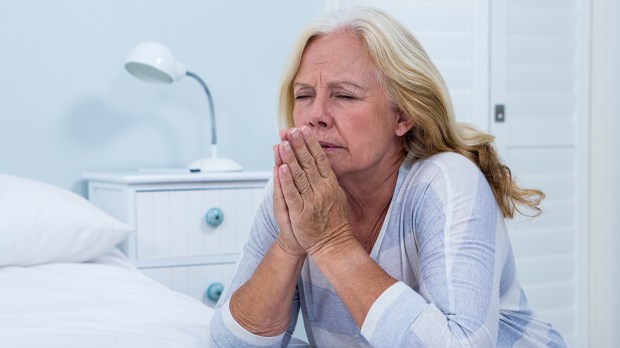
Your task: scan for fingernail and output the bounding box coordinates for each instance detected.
[290,128,300,139]
[283,141,291,152]
[301,126,310,135]
[280,164,289,174]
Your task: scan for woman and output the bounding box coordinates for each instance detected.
[210,7,566,348]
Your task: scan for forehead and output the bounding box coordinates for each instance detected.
[295,32,378,82]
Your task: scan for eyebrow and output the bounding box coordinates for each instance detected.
[293,81,367,92]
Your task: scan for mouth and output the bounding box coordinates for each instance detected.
[318,141,341,152]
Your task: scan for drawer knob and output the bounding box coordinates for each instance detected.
[206,282,224,302]
[205,207,224,227]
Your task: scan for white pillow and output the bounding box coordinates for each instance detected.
[0,173,132,266]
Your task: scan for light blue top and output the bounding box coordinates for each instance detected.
[210,152,567,347]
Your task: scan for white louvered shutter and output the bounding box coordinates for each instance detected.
[491,1,589,347]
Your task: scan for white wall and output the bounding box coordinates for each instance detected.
[590,0,620,346]
[0,0,323,195]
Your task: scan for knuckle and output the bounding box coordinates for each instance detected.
[293,170,307,183]
[284,187,298,200]
[316,153,330,168]
[299,154,316,169]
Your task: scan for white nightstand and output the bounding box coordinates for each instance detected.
[82,170,271,307]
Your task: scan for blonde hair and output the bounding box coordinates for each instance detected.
[278,7,544,218]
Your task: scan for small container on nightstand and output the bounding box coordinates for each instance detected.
[82,170,271,307]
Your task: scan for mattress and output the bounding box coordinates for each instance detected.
[0,248,213,348]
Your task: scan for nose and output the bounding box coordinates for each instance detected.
[306,95,332,129]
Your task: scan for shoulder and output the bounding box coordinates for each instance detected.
[401,152,485,192]
[396,152,496,217]
[422,152,481,177]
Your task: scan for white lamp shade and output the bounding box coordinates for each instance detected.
[125,42,187,84]
[124,41,244,172]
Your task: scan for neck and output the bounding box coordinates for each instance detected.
[340,159,402,253]
[336,147,405,253]
[338,155,403,220]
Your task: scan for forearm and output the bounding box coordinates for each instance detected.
[313,238,495,347]
[311,236,397,327]
[229,240,305,336]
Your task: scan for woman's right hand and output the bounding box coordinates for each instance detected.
[273,132,307,256]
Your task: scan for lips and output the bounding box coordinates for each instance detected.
[318,141,340,149]
[318,141,342,153]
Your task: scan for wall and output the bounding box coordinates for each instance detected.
[589,0,620,345]
[0,0,323,195]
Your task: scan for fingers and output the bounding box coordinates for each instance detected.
[299,126,333,179]
[278,141,311,195]
[272,166,291,223]
[279,127,323,195]
[277,164,303,212]
[273,144,282,166]
[273,145,292,227]
[287,128,323,184]
[276,126,335,198]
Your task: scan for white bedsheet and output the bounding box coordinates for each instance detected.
[0,248,213,347]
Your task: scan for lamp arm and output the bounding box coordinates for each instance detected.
[186,71,217,147]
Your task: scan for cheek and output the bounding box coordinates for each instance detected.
[349,117,398,149]
[349,115,390,139]
[292,109,305,128]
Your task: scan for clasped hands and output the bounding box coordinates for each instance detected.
[273,126,352,257]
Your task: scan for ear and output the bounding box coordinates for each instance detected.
[394,109,413,136]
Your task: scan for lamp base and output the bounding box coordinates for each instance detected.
[188,157,243,172]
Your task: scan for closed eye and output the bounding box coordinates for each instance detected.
[334,94,357,100]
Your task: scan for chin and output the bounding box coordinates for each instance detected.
[325,155,354,178]
[328,162,351,179]
[327,159,343,176]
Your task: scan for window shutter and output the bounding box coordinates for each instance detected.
[492,1,589,346]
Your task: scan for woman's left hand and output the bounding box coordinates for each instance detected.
[275,126,353,255]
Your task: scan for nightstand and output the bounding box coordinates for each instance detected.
[82,170,271,307]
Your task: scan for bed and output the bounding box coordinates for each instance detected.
[0,173,213,347]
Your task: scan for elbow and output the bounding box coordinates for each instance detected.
[398,307,496,348]
[444,318,496,348]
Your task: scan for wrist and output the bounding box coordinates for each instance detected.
[307,227,357,258]
[274,235,307,259]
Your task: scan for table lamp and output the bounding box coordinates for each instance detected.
[124,41,242,172]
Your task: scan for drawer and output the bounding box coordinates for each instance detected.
[141,263,237,307]
[135,187,264,259]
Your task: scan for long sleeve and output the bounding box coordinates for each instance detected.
[360,153,500,347]
[209,179,302,347]
[358,153,564,347]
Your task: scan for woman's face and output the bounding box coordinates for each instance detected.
[292,32,412,179]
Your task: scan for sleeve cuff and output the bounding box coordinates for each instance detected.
[221,299,286,346]
[360,281,410,340]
